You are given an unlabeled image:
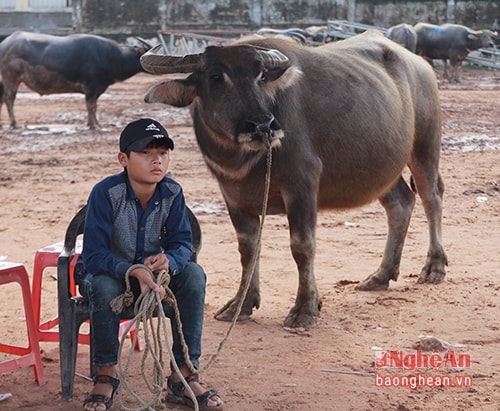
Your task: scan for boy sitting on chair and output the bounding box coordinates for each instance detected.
[76,118,223,411]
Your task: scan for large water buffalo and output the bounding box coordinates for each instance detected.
[0,31,150,129]
[414,22,496,82]
[141,31,448,328]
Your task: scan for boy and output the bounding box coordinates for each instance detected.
[76,118,223,411]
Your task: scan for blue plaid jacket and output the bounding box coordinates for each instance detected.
[76,170,192,283]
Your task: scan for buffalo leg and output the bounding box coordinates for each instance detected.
[1,76,20,128]
[283,193,321,328]
[410,166,447,284]
[214,208,261,322]
[451,60,462,83]
[356,177,415,291]
[442,59,451,81]
[85,94,99,129]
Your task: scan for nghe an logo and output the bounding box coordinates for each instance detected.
[375,350,471,371]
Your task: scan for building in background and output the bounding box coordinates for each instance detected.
[0,1,498,40]
[0,0,71,11]
[0,0,72,36]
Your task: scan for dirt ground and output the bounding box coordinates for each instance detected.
[0,67,498,411]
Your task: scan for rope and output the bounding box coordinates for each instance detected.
[200,143,273,373]
[113,265,198,411]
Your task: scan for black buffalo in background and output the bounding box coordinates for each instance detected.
[0,31,151,129]
[414,23,496,82]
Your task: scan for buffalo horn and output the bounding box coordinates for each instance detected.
[140,44,202,74]
[135,36,153,50]
[256,48,289,69]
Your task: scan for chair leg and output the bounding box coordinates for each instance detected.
[21,274,46,385]
[0,265,46,384]
[59,314,84,400]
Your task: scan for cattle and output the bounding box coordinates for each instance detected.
[414,22,496,82]
[141,31,448,328]
[256,28,309,44]
[0,31,151,129]
[305,25,336,44]
[387,23,417,52]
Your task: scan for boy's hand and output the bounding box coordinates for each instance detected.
[130,265,166,300]
[144,253,170,273]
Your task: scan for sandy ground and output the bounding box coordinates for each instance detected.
[0,67,499,411]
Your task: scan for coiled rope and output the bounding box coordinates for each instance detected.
[111,144,273,410]
[111,264,197,411]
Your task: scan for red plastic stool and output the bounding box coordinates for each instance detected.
[31,241,141,350]
[0,262,45,384]
[32,241,82,343]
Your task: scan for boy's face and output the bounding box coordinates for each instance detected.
[118,147,170,185]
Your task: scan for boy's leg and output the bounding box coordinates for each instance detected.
[166,262,223,408]
[79,274,124,411]
[167,261,206,370]
[80,273,124,366]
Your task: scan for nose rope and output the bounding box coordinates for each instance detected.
[254,117,276,144]
[200,143,273,373]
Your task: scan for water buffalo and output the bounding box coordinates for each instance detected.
[414,22,496,82]
[256,28,309,44]
[387,23,417,52]
[141,31,448,328]
[305,25,336,44]
[0,31,151,129]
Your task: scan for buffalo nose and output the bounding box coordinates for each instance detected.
[246,114,281,139]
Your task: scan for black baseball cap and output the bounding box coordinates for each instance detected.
[119,118,174,152]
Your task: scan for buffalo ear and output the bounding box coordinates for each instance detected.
[467,33,479,41]
[144,79,196,107]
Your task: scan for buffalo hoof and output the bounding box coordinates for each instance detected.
[283,301,321,329]
[417,267,446,284]
[214,297,254,322]
[417,252,447,284]
[355,275,390,291]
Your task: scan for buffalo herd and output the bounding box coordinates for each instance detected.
[138,22,495,327]
[0,23,496,129]
[0,21,496,329]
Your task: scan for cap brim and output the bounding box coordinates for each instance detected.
[127,136,174,152]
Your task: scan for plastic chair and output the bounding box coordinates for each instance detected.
[31,240,84,343]
[32,238,138,348]
[57,204,202,400]
[0,262,45,384]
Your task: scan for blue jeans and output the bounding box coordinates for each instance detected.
[79,262,206,370]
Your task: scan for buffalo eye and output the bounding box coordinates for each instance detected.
[209,72,223,83]
[259,70,268,83]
